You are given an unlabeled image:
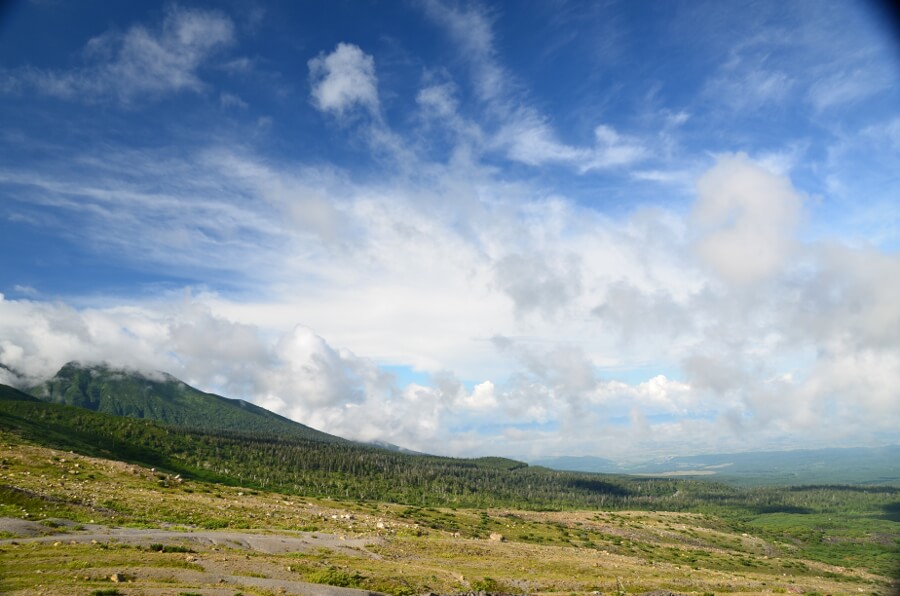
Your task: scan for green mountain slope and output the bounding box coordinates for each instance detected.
[1,390,898,581]
[0,393,647,508]
[28,361,344,443]
[0,383,40,402]
[531,455,623,474]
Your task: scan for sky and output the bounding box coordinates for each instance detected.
[0,0,898,461]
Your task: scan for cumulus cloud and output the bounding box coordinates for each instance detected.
[2,0,900,462]
[493,338,598,400]
[593,281,693,345]
[308,43,379,117]
[494,253,581,319]
[2,6,234,104]
[692,153,804,285]
[788,244,900,351]
[0,293,511,452]
[2,116,898,458]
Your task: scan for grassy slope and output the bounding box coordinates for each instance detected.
[0,395,660,508]
[0,391,898,591]
[1,435,897,595]
[28,362,345,443]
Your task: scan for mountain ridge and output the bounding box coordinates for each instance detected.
[27,361,346,443]
[532,445,900,486]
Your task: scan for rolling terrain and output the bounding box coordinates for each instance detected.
[0,371,897,594]
[535,446,900,487]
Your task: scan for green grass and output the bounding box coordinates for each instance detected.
[748,511,900,576]
[0,392,897,594]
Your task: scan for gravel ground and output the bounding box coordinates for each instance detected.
[0,517,388,595]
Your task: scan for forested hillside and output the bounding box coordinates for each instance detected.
[1,386,898,587]
[1,391,895,518]
[27,362,344,443]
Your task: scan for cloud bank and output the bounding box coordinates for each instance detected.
[1,148,898,458]
[1,0,898,460]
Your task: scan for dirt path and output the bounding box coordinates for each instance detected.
[1,517,388,595]
[0,518,381,556]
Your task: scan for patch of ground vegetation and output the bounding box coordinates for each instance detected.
[0,433,897,595]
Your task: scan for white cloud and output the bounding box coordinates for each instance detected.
[219,91,247,109]
[422,1,648,173]
[704,68,794,111]
[790,244,900,351]
[416,82,458,117]
[420,0,503,103]
[308,43,379,117]
[692,153,804,285]
[493,252,581,319]
[497,118,647,172]
[2,6,234,104]
[593,281,693,346]
[584,125,649,171]
[2,100,899,458]
[808,67,892,111]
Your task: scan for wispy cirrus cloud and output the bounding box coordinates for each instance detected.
[1,5,234,104]
[2,1,899,460]
[2,144,900,457]
[808,66,893,112]
[420,0,649,173]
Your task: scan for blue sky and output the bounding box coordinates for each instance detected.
[0,0,898,459]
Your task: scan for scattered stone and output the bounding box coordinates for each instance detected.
[109,572,126,583]
[489,533,505,542]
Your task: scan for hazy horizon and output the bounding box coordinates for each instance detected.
[1,0,899,460]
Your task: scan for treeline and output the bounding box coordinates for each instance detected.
[1,397,896,516]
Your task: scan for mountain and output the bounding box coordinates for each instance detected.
[0,393,655,509]
[635,445,900,486]
[530,455,623,474]
[1,391,896,593]
[0,383,40,402]
[366,439,422,454]
[535,446,900,486]
[28,361,345,443]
